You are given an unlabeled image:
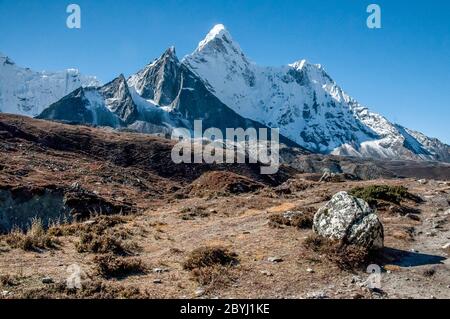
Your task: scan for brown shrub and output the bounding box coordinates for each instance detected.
[269,207,315,229]
[3,219,59,251]
[94,254,147,279]
[183,246,239,270]
[13,280,150,299]
[303,234,371,270]
[0,274,21,287]
[48,215,126,237]
[191,266,238,293]
[75,232,136,255]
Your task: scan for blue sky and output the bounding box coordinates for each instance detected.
[0,0,449,143]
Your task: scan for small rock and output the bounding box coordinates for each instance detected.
[70,182,81,190]
[406,214,421,222]
[306,268,315,273]
[153,268,169,273]
[195,288,205,297]
[260,270,273,276]
[268,257,283,263]
[42,277,54,284]
[1,290,9,297]
[153,279,162,284]
[306,291,329,299]
[418,179,427,185]
[351,276,361,284]
[442,243,450,250]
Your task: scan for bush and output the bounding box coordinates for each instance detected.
[0,274,21,287]
[3,219,59,251]
[75,233,135,255]
[269,207,315,229]
[349,185,421,207]
[191,266,238,292]
[303,234,371,270]
[48,215,126,237]
[94,254,146,278]
[14,280,151,299]
[183,247,239,270]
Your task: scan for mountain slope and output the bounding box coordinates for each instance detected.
[183,24,450,162]
[0,52,99,117]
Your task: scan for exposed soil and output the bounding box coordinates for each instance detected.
[0,114,448,299]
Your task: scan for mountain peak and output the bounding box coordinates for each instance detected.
[195,24,240,53]
[164,46,176,56]
[289,59,308,70]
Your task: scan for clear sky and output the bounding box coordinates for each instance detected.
[0,0,449,143]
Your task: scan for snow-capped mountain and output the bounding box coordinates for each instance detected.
[38,47,288,145]
[32,24,450,162]
[0,52,99,117]
[183,24,450,162]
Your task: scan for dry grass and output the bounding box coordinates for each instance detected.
[191,266,239,293]
[12,280,151,299]
[303,234,371,270]
[94,254,147,279]
[75,232,137,255]
[48,215,138,256]
[179,206,210,220]
[2,219,60,251]
[183,246,239,270]
[48,215,127,237]
[268,207,316,229]
[0,274,21,287]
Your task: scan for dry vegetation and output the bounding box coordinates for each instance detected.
[94,254,147,279]
[303,234,372,270]
[0,115,449,299]
[3,219,60,251]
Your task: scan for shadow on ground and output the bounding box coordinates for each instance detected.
[378,247,446,267]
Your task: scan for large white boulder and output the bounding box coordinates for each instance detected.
[313,191,384,250]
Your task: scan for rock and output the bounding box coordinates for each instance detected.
[442,243,450,250]
[268,256,283,263]
[351,276,362,284]
[194,288,205,297]
[260,270,273,276]
[306,291,329,299]
[306,268,314,273]
[313,192,384,250]
[1,290,9,297]
[153,268,169,273]
[153,279,162,284]
[418,179,427,185]
[70,182,81,190]
[406,214,421,222]
[42,277,54,284]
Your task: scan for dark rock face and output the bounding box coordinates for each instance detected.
[99,74,138,124]
[0,185,133,233]
[130,47,182,106]
[37,87,94,124]
[37,86,122,128]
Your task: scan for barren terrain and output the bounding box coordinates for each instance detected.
[0,114,448,299]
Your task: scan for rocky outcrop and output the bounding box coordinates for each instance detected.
[0,185,133,233]
[313,191,384,250]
